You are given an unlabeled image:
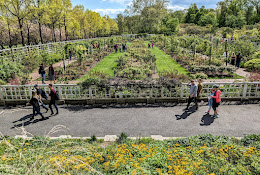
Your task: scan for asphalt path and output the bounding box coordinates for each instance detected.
[0,103,259,137]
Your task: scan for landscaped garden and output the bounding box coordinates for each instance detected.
[0,134,260,174]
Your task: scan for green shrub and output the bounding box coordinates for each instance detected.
[22,51,43,72]
[190,73,208,79]
[244,59,260,72]
[0,79,6,85]
[42,53,63,65]
[0,61,24,82]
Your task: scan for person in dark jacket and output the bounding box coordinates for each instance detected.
[38,64,46,84]
[236,52,242,68]
[48,64,55,84]
[27,91,45,120]
[34,84,48,112]
[49,84,59,115]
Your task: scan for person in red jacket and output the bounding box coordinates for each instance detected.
[211,84,221,118]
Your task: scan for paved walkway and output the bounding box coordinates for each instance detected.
[0,103,259,137]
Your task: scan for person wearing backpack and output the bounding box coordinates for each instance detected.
[38,64,46,84]
[26,91,45,120]
[34,84,49,113]
[49,84,59,115]
[211,84,222,118]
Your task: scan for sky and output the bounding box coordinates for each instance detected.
[71,0,219,18]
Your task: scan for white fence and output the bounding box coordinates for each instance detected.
[0,82,260,102]
[0,37,111,61]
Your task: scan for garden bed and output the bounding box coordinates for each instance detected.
[0,134,259,174]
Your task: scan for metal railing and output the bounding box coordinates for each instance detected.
[1,82,260,102]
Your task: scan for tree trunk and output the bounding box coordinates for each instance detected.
[39,22,43,44]
[18,18,25,46]
[59,24,62,41]
[53,23,56,42]
[64,16,67,41]
[27,24,30,45]
[7,22,12,48]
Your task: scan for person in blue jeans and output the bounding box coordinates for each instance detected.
[27,91,45,120]
[34,85,49,113]
[49,84,59,115]
[38,64,46,84]
[205,89,215,114]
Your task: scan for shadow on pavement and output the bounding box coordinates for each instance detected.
[175,105,197,120]
[200,113,215,126]
[11,114,53,129]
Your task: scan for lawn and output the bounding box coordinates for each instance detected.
[150,45,189,75]
[0,134,259,174]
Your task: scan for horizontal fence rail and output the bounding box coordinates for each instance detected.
[0,37,112,61]
[0,82,260,102]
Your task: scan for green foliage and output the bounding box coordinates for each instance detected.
[1,134,260,174]
[41,53,63,65]
[0,60,24,82]
[244,59,260,72]
[190,73,208,80]
[22,51,43,72]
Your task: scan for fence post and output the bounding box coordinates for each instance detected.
[58,86,62,99]
[243,83,248,98]
[181,84,184,98]
[89,87,92,98]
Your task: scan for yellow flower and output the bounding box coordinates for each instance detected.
[25,143,29,146]
[1,157,6,161]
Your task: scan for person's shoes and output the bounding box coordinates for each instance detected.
[215,114,219,118]
[50,112,54,115]
[55,112,59,115]
[205,111,209,114]
[30,117,34,121]
[46,109,49,113]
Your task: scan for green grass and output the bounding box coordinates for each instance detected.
[208,73,244,79]
[79,51,126,81]
[150,45,189,75]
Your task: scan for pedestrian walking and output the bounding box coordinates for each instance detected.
[69,50,72,60]
[26,91,45,120]
[205,89,215,114]
[212,84,221,118]
[34,84,49,113]
[152,42,154,49]
[197,79,204,105]
[38,64,46,84]
[48,64,55,84]
[185,80,198,110]
[148,43,151,48]
[236,52,242,68]
[231,52,236,66]
[49,84,59,115]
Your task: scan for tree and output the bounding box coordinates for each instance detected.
[1,0,32,46]
[166,18,179,35]
[116,14,124,34]
[225,12,246,28]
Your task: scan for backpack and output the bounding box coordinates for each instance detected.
[41,89,48,100]
[55,92,60,100]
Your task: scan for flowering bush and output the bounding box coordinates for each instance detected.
[0,134,259,174]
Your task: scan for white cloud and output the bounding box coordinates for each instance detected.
[101,0,132,5]
[94,8,125,16]
[167,4,188,11]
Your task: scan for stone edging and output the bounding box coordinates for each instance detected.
[14,135,243,142]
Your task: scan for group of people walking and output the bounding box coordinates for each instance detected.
[27,84,59,120]
[185,79,221,118]
[38,64,55,84]
[148,43,154,49]
[230,52,243,68]
[114,43,127,53]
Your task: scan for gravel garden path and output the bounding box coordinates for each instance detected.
[1,103,259,137]
[28,59,77,85]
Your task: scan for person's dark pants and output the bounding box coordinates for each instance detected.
[49,100,58,114]
[33,106,44,118]
[41,74,45,84]
[187,96,198,109]
[236,61,241,68]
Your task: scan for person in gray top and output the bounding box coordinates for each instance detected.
[185,80,198,110]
